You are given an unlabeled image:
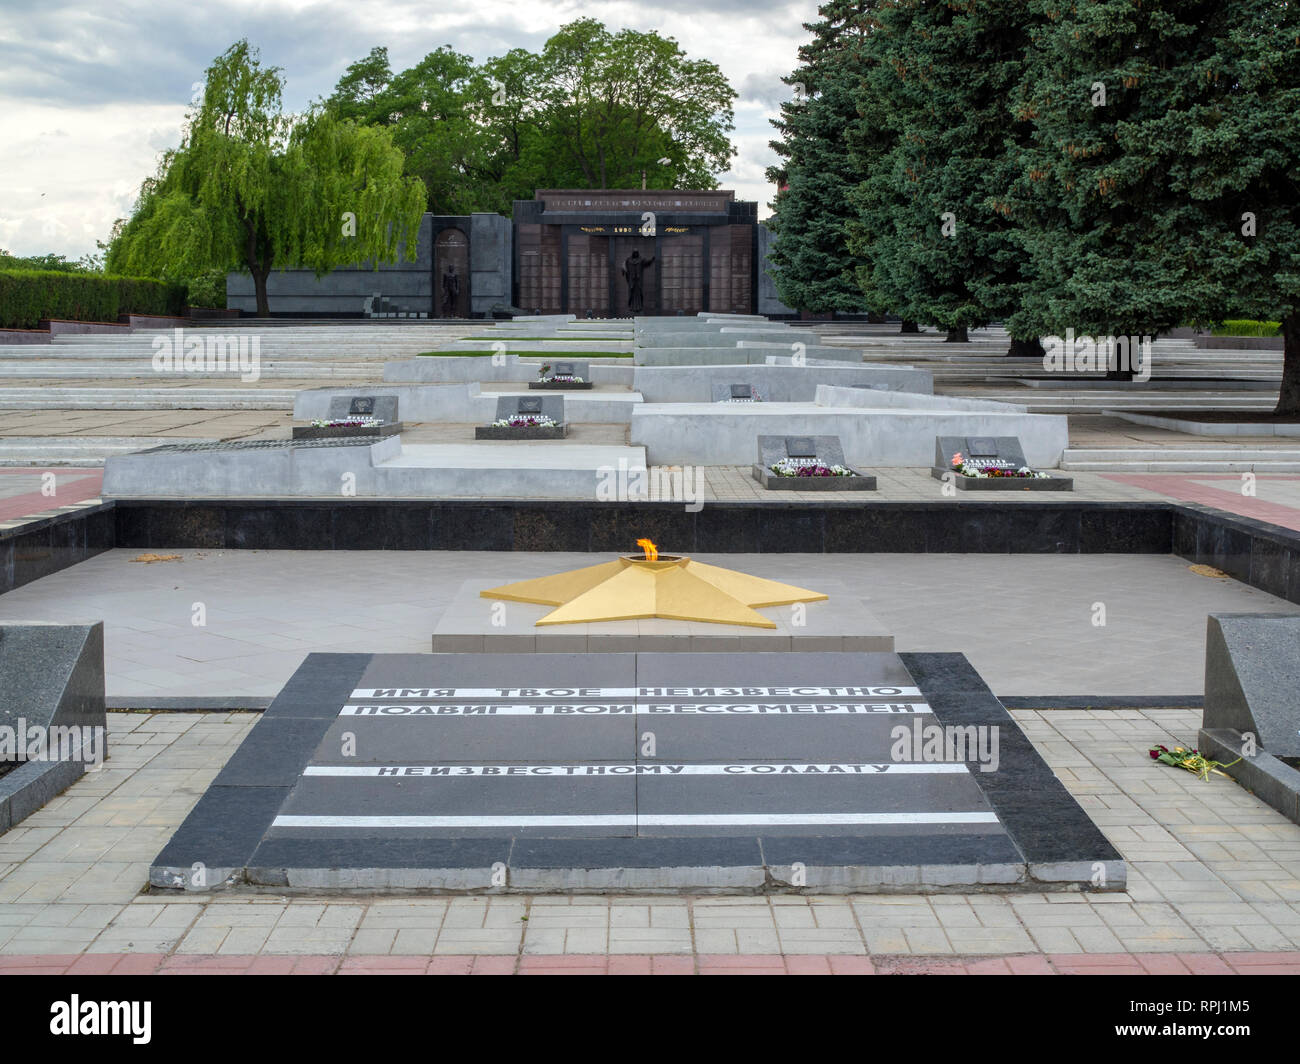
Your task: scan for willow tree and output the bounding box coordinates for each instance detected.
[108,40,426,316]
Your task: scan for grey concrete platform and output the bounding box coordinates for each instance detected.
[4,549,1295,702]
[430,578,893,653]
[149,651,1124,893]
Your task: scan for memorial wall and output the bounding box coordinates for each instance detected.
[226,190,792,318]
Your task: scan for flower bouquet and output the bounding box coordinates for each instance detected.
[770,458,858,478]
[492,414,557,428]
[950,451,1049,479]
[1148,744,1241,781]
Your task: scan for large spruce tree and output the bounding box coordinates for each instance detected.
[849,0,1041,346]
[766,0,877,315]
[1011,0,1300,410]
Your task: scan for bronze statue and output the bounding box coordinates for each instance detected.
[622,250,656,314]
[441,264,460,317]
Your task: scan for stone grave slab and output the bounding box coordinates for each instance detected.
[752,434,875,491]
[530,360,593,390]
[150,650,1123,892]
[931,435,1072,491]
[476,394,567,440]
[293,394,404,440]
[711,382,762,403]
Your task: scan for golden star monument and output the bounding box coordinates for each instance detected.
[479,540,827,629]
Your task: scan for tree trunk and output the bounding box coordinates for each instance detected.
[1007,337,1044,358]
[900,320,920,333]
[242,211,272,318]
[945,326,969,343]
[254,268,271,318]
[1277,312,1300,415]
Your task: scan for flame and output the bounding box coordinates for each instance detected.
[636,538,658,561]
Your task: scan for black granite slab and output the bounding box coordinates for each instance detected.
[150,650,1125,892]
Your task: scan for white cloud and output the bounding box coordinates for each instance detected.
[0,0,816,258]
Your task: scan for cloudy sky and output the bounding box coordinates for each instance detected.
[0,0,818,260]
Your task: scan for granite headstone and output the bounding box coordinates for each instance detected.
[711,382,761,403]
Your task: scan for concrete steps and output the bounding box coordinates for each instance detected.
[0,388,297,410]
[1061,447,1300,472]
[0,362,379,379]
[0,436,216,466]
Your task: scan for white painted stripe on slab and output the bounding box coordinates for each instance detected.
[351,686,923,700]
[354,688,639,699]
[272,812,1000,828]
[304,763,970,777]
[339,702,931,716]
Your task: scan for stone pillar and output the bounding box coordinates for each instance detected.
[470,213,513,318]
[756,223,795,317]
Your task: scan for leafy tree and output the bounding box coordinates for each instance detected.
[532,19,734,190]
[325,20,737,214]
[326,46,488,214]
[0,249,92,273]
[109,40,425,316]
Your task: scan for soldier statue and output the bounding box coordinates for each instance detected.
[441,264,461,317]
[622,250,656,314]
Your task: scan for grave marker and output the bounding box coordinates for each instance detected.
[530,360,593,390]
[477,394,567,439]
[931,435,1072,491]
[710,382,761,403]
[752,434,875,491]
[293,394,403,440]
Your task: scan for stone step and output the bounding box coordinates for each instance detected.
[0,389,297,410]
[1061,447,1300,471]
[1062,459,1300,472]
[0,436,216,466]
[1064,447,1300,461]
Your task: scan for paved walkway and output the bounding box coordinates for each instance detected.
[0,468,101,524]
[1102,473,1300,531]
[0,550,1293,700]
[1,706,1297,972]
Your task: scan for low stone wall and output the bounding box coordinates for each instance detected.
[633,364,933,402]
[630,402,1070,467]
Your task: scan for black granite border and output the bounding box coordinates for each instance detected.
[149,653,371,888]
[4,498,1298,612]
[0,502,114,595]
[901,652,1124,884]
[999,695,1202,709]
[111,499,1176,556]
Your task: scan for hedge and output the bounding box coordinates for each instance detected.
[1212,319,1282,337]
[0,270,187,330]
